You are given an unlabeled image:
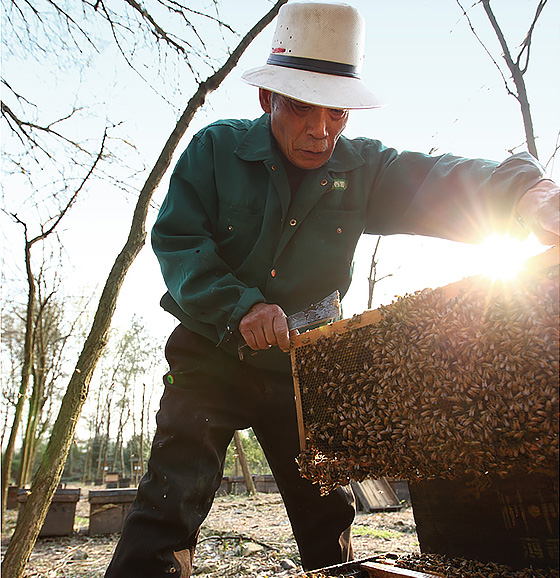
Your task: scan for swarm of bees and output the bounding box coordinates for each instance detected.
[293,266,559,495]
[394,553,560,578]
[298,554,560,578]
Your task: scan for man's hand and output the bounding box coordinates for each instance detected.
[238,303,291,353]
[516,180,559,245]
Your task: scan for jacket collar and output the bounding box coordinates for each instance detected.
[235,113,366,173]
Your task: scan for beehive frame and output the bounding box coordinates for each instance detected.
[290,248,559,493]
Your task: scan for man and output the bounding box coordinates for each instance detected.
[105,2,559,577]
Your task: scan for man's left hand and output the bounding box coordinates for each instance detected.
[516,179,559,245]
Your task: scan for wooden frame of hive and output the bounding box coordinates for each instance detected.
[290,246,559,455]
[297,558,441,577]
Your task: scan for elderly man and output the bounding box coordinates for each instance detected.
[105,2,559,577]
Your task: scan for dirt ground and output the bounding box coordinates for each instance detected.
[2,486,418,577]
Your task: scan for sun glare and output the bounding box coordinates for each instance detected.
[476,235,541,281]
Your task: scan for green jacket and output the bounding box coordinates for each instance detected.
[152,114,543,372]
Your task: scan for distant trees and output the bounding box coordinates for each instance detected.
[1,308,160,488]
[225,429,272,478]
[80,317,160,484]
[0,196,100,513]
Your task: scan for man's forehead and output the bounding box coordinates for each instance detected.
[275,92,348,113]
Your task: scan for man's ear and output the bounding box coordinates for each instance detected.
[259,88,272,113]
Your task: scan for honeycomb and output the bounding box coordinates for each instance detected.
[292,261,559,495]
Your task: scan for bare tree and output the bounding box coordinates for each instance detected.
[455,0,550,161]
[1,2,288,575]
[367,237,393,310]
[18,281,73,487]
[0,307,23,450]
[1,133,106,517]
[110,318,160,475]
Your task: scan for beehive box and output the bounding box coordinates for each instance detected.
[17,488,81,537]
[408,472,558,569]
[105,472,120,489]
[88,488,137,535]
[290,247,559,569]
[6,485,19,510]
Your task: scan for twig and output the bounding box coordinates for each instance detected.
[199,532,280,551]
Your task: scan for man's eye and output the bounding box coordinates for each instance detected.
[329,109,346,119]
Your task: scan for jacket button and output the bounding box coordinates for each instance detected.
[270,269,276,278]
[320,179,328,186]
[289,218,297,226]
[337,227,343,234]
[271,165,277,171]
[228,225,233,231]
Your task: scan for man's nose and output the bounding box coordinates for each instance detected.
[307,107,329,139]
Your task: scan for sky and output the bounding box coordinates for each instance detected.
[2,0,559,346]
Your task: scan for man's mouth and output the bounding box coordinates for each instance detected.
[300,149,327,156]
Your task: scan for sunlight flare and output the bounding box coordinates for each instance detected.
[477,234,542,281]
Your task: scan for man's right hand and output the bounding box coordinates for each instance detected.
[238,303,291,353]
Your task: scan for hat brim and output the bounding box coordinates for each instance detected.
[241,64,384,110]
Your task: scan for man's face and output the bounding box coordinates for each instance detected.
[259,89,349,170]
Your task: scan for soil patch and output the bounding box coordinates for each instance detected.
[2,486,418,577]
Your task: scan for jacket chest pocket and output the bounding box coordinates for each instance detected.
[216,204,264,267]
[306,209,364,261]
[277,209,364,300]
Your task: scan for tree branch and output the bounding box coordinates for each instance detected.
[481,0,538,158]
[516,0,547,74]
[454,0,515,98]
[1,100,89,156]
[34,128,108,244]
[123,0,201,60]
[456,0,541,159]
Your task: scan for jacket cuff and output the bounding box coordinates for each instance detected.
[218,287,266,346]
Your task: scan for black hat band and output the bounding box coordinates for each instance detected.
[266,53,360,79]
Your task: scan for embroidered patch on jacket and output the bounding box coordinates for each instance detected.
[333,179,348,190]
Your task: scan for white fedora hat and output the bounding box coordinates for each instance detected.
[241,1,383,109]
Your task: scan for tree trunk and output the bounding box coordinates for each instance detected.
[234,431,256,496]
[367,237,382,310]
[101,411,112,480]
[112,402,127,472]
[18,397,37,488]
[1,239,35,522]
[82,438,90,485]
[139,384,146,477]
[94,431,105,482]
[367,237,392,310]
[1,4,287,575]
[18,359,46,487]
[481,0,541,159]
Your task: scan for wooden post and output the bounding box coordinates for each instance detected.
[233,431,256,495]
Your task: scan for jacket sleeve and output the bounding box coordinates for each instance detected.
[151,134,265,345]
[365,150,545,243]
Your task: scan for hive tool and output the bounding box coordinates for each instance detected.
[238,290,341,361]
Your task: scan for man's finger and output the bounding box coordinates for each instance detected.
[273,314,290,352]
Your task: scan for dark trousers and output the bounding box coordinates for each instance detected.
[105,324,355,577]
